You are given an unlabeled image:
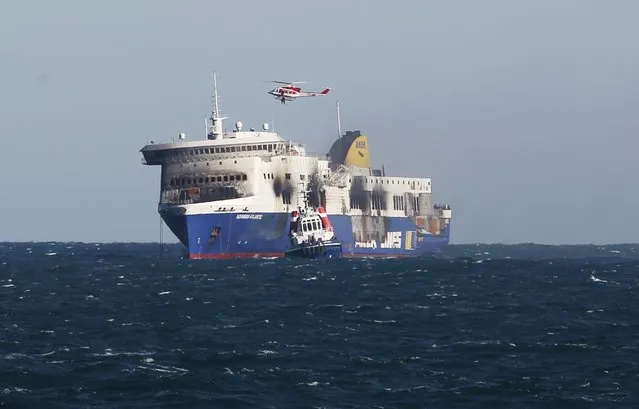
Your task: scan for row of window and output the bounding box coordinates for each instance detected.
[165,180,423,210]
[349,194,366,210]
[350,192,423,212]
[206,186,239,201]
[161,185,240,204]
[300,218,321,233]
[264,172,312,181]
[173,143,285,157]
[371,192,386,211]
[353,177,430,190]
[169,174,247,186]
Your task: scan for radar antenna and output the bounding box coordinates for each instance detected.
[208,71,227,140]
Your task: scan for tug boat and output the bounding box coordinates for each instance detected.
[285,187,343,259]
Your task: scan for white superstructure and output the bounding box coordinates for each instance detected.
[140,72,451,246]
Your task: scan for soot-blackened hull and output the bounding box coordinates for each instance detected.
[161,212,450,259]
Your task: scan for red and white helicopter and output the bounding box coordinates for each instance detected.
[267,80,331,104]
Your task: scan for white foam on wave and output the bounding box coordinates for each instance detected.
[135,362,189,375]
[3,353,27,360]
[589,273,607,283]
[90,349,155,357]
[2,387,31,395]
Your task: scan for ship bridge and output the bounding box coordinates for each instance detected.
[140,125,311,166]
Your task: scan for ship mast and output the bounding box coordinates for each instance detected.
[208,71,227,140]
[336,100,342,139]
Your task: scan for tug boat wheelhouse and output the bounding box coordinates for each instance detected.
[285,187,343,259]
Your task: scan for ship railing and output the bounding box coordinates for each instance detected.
[290,153,331,161]
[305,152,332,160]
[280,140,329,159]
[326,164,351,187]
[160,149,330,164]
[264,152,331,164]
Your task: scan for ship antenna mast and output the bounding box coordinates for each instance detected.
[208,71,227,140]
[336,100,342,139]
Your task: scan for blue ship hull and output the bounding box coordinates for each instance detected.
[161,211,450,259]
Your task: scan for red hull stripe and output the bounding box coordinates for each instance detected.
[190,252,285,259]
[189,252,414,259]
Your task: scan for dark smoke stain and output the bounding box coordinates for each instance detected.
[273,176,283,197]
[305,164,324,208]
[373,186,394,236]
[382,215,391,234]
[405,192,414,216]
[371,185,388,212]
[163,171,247,204]
[347,180,398,243]
[350,177,370,213]
[307,177,322,208]
[272,175,294,198]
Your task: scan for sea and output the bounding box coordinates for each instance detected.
[1,242,638,408]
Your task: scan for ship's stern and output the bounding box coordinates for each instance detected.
[413,204,452,253]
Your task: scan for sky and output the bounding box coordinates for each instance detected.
[1,0,638,245]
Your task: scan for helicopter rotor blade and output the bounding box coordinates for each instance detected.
[267,80,307,85]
